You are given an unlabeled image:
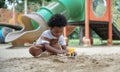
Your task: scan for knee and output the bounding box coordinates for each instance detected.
[29,46,42,57]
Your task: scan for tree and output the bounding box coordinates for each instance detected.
[0,0,53,12]
[0,0,7,8]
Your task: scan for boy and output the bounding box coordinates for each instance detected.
[29,14,68,57]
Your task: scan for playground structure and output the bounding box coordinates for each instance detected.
[0,8,24,43]
[1,0,120,47]
[0,8,75,46]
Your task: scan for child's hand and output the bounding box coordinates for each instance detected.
[61,50,68,54]
[58,50,67,54]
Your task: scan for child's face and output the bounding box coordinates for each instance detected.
[51,27,64,37]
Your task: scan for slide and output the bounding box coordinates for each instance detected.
[0,23,22,30]
[5,13,48,46]
[0,23,22,43]
[5,0,85,46]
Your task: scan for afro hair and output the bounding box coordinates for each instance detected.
[47,14,67,27]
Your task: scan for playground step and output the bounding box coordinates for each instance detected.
[90,23,120,40]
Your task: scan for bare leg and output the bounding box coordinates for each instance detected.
[29,45,44,57]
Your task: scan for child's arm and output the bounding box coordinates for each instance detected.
[61,45,68,54]
[43,43,63,54]
[61,45,67,50]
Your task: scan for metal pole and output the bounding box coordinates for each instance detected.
[12,0,15,25]
[24,0,27,14]
[64,26,68,46]
[108,0,112,45]
[83,0,91,47]
[85,0,89,39]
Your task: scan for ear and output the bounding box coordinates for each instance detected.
[50,27,52,30]
[50,27,54,30]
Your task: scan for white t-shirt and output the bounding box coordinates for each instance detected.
[36,30,66,46]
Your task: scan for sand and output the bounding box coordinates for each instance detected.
[0,44,120,72]
[1,54,120,72]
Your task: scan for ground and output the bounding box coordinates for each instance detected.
[0,44,120,72]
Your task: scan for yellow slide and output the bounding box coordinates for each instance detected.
[5,13,48,46]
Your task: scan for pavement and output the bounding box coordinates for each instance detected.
[0,44,120,60]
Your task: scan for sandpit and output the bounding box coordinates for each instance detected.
[0,44,120,72]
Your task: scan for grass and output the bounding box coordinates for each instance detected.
[68,39,80,46]
[68,38,120,46]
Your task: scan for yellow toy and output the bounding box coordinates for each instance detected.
[57,48,77,57]
[68,48,76,57]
